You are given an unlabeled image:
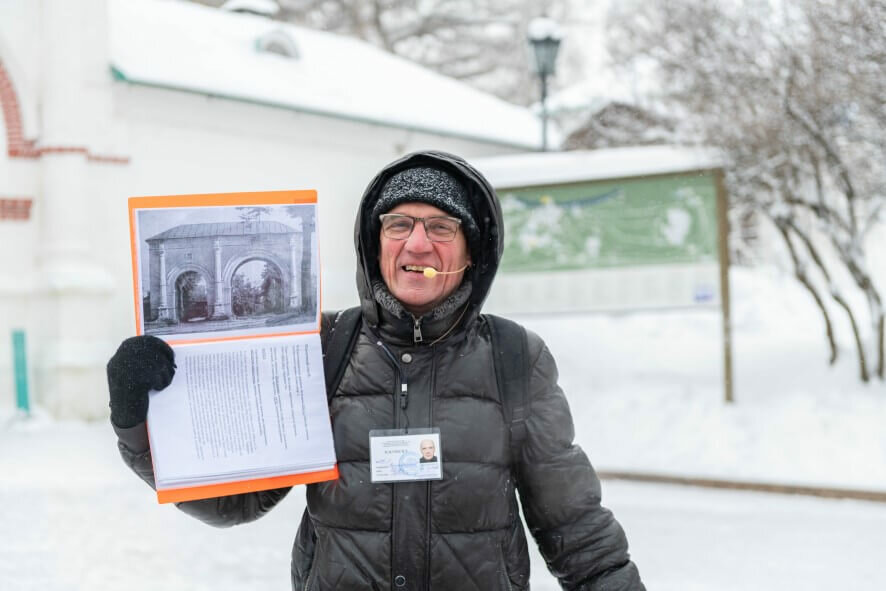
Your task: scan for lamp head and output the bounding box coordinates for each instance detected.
[527,17,563,77]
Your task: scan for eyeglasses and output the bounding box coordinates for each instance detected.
[379,213,462,242]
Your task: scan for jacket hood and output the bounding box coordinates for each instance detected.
[354,150,503,328]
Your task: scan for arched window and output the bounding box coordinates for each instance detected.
[255,29,300,59]
[220,0,280,18]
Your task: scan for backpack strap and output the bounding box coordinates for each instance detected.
[485,314,530,467]
[321,306,363,401]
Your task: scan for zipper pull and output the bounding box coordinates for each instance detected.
[399,383,408,409]
[413,316,423,343]
[376,340,409,411]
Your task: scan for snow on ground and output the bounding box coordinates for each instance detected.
[517,265,886,492]
[2,265,885,589]
[608,480,886,590]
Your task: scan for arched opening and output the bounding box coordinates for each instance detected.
[231,259,284,318]
[175,271,208,323]
[254,28,300,59]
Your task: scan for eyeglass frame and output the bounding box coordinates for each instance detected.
[378,213,463,243]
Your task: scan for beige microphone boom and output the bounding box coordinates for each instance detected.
[423,264,468,278]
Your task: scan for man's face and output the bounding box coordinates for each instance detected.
[378,202,470,317]
[420,440,436,460]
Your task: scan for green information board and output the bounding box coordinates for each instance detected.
[499,172,719,272]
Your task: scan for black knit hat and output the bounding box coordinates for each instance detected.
[371,166,480,245]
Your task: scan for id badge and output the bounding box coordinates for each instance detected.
[369,428,442,483]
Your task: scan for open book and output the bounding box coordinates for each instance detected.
[128,191,337,503]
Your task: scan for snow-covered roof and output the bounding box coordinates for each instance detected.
[108,0,543,150]
[472,146,724,188]
[147,221,296,241]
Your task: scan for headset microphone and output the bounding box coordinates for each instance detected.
[423,264,469,278]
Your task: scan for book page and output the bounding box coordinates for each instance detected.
[147,335,335,487]
[128,191,337,501]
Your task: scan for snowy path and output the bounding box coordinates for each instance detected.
[601,481,886,591]
[2,421,885,590]
[3,267,886,589]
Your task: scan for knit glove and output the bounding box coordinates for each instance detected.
[107,335,176,429]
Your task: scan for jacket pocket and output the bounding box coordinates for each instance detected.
[304,553,318,591]
[303,530,323,591]
[499,545,515,591]
[306,549,380,591]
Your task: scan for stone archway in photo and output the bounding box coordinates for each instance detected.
[158,262,214,322]
[174,270,209,322]
[228,257,287,318]
[146,221,302,323]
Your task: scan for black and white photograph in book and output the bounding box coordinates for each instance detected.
[134,203,319,339]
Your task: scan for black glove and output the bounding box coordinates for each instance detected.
[107,335,176,429]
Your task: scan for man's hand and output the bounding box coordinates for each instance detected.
[107,335,176,428]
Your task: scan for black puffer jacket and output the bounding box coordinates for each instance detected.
[115,151,643,591]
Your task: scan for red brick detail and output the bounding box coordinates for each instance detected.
[0,58,39,158]
[0,58,130,164]
[0,198,33,220]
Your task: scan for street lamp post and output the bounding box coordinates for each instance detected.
[527,17,563,151]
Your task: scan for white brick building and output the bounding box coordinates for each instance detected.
[0,0,543,418]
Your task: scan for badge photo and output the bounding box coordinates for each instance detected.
[369,428,442,483]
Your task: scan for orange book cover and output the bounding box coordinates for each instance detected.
[128,190,337,504]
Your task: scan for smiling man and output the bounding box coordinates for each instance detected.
[370,165,476,329]
[377,202,469,315]
[107,150,643,591]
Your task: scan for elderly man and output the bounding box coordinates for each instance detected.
[419,439,437,463]
[107,150,644,590]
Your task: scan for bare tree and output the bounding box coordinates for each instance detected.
[189,0,571,104]
[605,0,886,381]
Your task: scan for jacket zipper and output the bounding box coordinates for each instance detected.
[376,340,409,414]
[425,345,436,590]
[376,339,406,591]
[413,315,423,343]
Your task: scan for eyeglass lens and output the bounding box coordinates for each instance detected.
[381,215,460,242]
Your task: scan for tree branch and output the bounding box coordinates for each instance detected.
[771,216,838,365]
[783,99,858,228]
[783,216,870,381]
